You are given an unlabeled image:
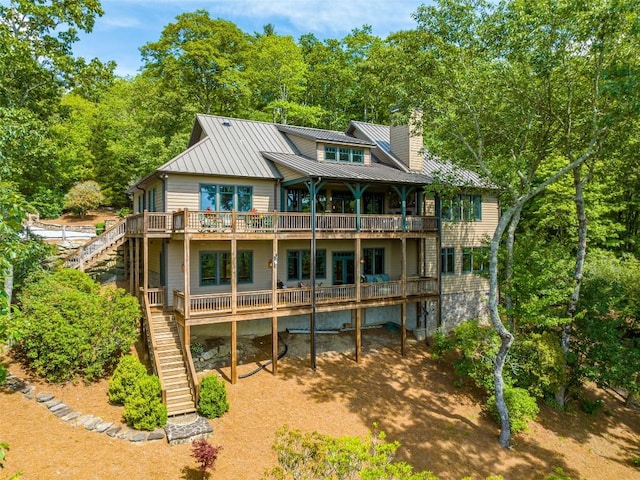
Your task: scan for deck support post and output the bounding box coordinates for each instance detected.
[134,238,140,295]
[401,302,407,356]
[143,236,149,298]
[271,316,278,375]
[128,238,134,294]
[231,320,238,384]
[355,308,362,363]
[183,232,191,320]
[231,237,237,314]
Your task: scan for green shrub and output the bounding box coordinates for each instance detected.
[487,386,539,434]
[95,221,105,235]
[431,330,454,359]
[190,342,204,357]
[198,374,230,418]
[449,321,501,392]
[30,188,64,219]
[580,398,605,416]
[117,207,131,218]
[122,374,167,430]
[509,332,566,398]
[63,180,104,218]
[13,269,140,382]
[108,355,148,405]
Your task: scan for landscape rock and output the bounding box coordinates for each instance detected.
[36,393,54,403]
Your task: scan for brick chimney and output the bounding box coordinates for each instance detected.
[390,108,424,172]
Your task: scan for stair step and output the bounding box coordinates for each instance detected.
[164,380,190,390]
[167,398,196,409]
[167,386,192,394]
[167,406,197,416]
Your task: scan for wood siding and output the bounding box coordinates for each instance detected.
[165,175,275,212]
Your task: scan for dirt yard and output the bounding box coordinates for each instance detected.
[2,329,640,480]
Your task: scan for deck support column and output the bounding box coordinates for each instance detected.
[271,316,278,375]
[355,308,362,363]
[183,232,191,320]
[134,238,140,295]
[143,236,149,299]
[128,238,134,294]
[231,237,237,314]
[231,320,238,384]
[355,237,361,302]
[401,302,407,356]
[271,238,278,310]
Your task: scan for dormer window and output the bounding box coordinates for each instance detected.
[325,145,365,164]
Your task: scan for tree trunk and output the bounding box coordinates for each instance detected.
[504,205,522,331]
[556,166,589,407]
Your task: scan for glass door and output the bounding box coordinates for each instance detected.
[332,251,355,285]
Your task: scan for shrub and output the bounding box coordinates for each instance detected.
[63,180,104,218]
[580,398,605,416]
[448,321,501,392]
[95,221,105,235]
[198,375,229,419]
[13,269,140,383]
[509,332,566,398]
[30,188,64,219]
[108,355,148,405]
[122,374,167,430]
[487,386,539,434]
[117,207,131,218]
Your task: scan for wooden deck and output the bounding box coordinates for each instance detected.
[126,210,438,237]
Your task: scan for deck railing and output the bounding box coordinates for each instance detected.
[126,210,437,235]
[146,287,165,307]
[172,278,437,317]
[139,288,167,405]
[63,219,126,270]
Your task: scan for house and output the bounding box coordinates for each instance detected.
[68,110,497,415]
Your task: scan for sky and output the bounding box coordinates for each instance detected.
[73,0,426,77]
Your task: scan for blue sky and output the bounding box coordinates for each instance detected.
[73,0,426,77]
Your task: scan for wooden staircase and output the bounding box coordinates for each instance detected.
[151,313,197,416]
[63,218,127,271]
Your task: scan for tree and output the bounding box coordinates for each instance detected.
[63,180,104,217]
[140,10,250,116]
[399,0,637,446]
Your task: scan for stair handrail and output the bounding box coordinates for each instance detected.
[63,218,127,269]
[182,334,200,407]
[139,288,167,405]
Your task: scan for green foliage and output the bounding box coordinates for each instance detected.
[63,181,104,218]
[117,207,131,218]
[446,321,501,393]
[509,332,566,399]
[95,221,105,235]
[543,468,574,480]
[263,425,438,480]
[13,269,140,382]
[0,440,20,479]
[190,342,204,357]
[198,374,230,419]
[29,188,64,219]
[108,355,148,405]
[122,374,167,430]
[487,387,539,434]
[579,398,605,416]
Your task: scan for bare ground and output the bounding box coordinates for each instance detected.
[2,329,640,480]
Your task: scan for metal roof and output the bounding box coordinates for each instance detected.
[278,124,375,147]
[263,152,433,185]
[349,120,491,189]
[156,115,292,179]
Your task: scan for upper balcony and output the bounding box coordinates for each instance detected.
[126,210,438,237]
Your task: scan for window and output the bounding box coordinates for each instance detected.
[324,145,365,164]
[147,188,156,212]
[441,247,455,274]
[287,249,326,280]
[462,247,488,273]
[137,195,143,213]
[362,248,384,275]
[286,189,326,212]
[440,195,482,222]
[199,184,253,211]
[200,251,253,286]
[331,191,355,213]
[363,193,384,214]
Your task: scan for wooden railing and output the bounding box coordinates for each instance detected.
[146,287,165,307]
[126,210,437,235]
[139,288,167,405]
[63,219,126,270]
[173,278,437,317]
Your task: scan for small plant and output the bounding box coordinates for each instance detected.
[95,221,105,235]
[122,374,167,430]
[632,456,640,467]
[0,441,21,479]
[544,467,574,479]
[191,438,222,479]
[198,374,230,419]
[486,386,539,434]
[190,342,204,357]
[580,398,605,416]
[117,207,131,218]
[108,355,148,405]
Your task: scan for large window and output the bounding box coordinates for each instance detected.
[363,193,384,214]
[325,145,365,164]
[200,251,252,285]
[441,247,455,274]
[331,191,355,213]
[362,248,384,275]
[287,249,326,281]
[286,189,326,213]
[462,247,488,274]
[440,195,482,222]
[199,184,253,211]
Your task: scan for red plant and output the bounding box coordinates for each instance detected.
[191,438,222,478]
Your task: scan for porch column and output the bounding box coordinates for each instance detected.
[401,237,407,298]
[345,183,369,232]
[128,238,134,293]
[143,236,149,297]
[355,236,361,303]
[183,233,191,319]
[271,238,278,310]
[134,238,140,295]
[355,308,362,363]
[271,316,278,375]
[231,320,238,384]
[231,237,237,314]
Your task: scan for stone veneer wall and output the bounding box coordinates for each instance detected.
[439,290,489,332]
